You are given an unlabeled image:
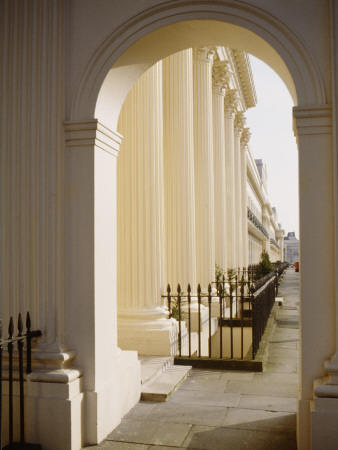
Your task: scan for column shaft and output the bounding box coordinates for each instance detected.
[193,47,215,288]
[163,49,197,291]
[212,83,227,271]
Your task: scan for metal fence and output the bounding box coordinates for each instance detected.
[0,312,41,450]
[166,267,283,369]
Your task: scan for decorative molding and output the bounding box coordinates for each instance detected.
[241,127,251,145]
[212,60,232,95]
[234,111,246,134]
[65,120,122,156]
[233,49,257,109]
[194,46,216,64]
[224,89,240,119]
[293,105,332,136]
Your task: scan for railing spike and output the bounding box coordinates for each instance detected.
[8,317,14,338]
[197,284,201,294]
[18,313,23,335]
[208,283,212,294]
[177,284,181,294]
[187,283,191,293]
[26,311,31,331]
[167,284,171,294]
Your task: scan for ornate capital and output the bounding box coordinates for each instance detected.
[234,111,246,135]
[224,89,239,119]
[194,46,216,64]
[241,127,251,145]
[212,60,232,95]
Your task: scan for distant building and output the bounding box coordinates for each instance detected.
[283,232,299,263]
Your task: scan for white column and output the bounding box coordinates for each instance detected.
[163,49,197,292]
[117,62,177,356]
[224,90,239,268]
[241,128,251,267]
[234,111,246,268]
[193,47,215,289]
[212,61,231,272]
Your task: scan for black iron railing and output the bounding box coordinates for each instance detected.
[247,207,269,239]
[0,312,41,450]
[165,269,278,366]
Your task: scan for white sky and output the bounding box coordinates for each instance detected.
[245,55,299,238]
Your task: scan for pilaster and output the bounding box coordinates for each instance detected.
[293,105,335,450]
[193,47,216,289]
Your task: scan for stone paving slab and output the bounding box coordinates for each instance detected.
[169,388,241,408]
[182,425,297,450]
[141,401,228,427]
[106,419,191,447]
[238,393,297,412]
[224,379,297,397]
[221,407,296,434]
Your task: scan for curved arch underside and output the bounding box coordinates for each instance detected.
[70,3,326,130]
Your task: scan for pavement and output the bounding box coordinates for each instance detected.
[85,268,299,450]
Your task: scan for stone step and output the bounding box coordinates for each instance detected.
[139,355,173,386]
[141,364,192,402]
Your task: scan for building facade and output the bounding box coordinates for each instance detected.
[1,1,338,449]
[284,232,300,264]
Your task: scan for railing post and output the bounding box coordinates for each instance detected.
[240,275,244,359]
[229,273,234,359]
[18,313,25,445]
[219,284,223,359]
[198,284,202,357]
[187,284,191,358]
[8,317,14,446]
[208,284,211,358]
[0,320,2,450]
[177,284,182,357]
[167,284,171,319]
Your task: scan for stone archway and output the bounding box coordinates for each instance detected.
[65,5,334,450]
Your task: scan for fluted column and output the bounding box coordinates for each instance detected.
[224,90,239,268]
[241,128,251,267]
[117,62,176,355]
[212,61,231,272]
[234,112,246,269]
[193,47,215,289]
[163,49,197,292]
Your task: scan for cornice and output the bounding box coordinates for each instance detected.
[232,50,257,109]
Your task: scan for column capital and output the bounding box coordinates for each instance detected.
[194,46,216,64]
[241,127,251,146]
[212,60,232,95]
[234,111,246,135]
[224,89,239,119]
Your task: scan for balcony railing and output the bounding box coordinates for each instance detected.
[247,207,269,239]
[270,237,280,249]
